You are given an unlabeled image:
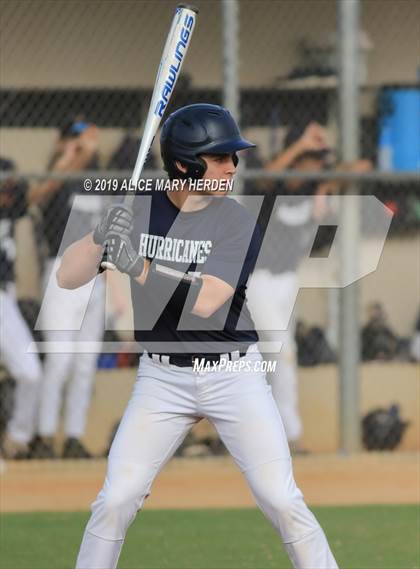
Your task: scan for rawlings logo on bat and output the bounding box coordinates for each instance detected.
[154,13,195,118]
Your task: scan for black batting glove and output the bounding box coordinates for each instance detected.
[93,204,133,245]
[104,232,144,278]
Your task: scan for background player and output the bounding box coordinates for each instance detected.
[0,158,42,459]
[27,117,105,458]
[248,122,371,451]
[56,104,338,569]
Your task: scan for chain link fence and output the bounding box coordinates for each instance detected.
[0,0,418,459]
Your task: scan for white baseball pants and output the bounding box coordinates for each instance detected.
[247,269,302,442]
[0,287,42,444]
[38,259,105,438]
[76,348,338,569]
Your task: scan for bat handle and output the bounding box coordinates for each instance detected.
[100,243,116,272]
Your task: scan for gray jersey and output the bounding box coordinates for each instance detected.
[256,182,318,274]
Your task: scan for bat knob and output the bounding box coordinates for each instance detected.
[177,4,199,13]
[101,261,116,271]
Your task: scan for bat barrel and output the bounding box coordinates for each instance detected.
[129,3,198,192]
[100,3,198,271]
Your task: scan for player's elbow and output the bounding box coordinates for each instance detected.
[191,296,227,319]
[56,268,75,289]
[191,278,234,318]
[191,300,216,319]
[56,266,82,290]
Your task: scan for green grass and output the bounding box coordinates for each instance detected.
[0,505,418,569]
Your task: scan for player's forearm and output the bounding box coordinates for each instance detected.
[56,232,103,289]
[265,141,305,174]
[322,160,372,190]
[27,179,63,206]
[141,265,233,319]
[191,275,234,318]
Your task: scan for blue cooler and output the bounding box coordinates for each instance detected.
[97,353,117,369]
[378,87,420,171]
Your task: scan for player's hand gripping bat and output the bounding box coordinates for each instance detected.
[101,4,198,270]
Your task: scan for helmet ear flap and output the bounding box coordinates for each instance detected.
[182,155,207,179]
[165,155,207,180]
[194,156,208,179]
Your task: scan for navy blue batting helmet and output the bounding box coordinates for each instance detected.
[160,103,255,179]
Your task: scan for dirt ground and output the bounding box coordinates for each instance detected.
[1,452,418,513]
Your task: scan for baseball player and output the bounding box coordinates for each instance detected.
[57,104,338,569]
[247,122,331,450]
[248,123,371,451]
[0,158,42,459]
[28,118,105,459]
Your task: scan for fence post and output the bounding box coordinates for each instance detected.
[337,0,362,452]
[222,0,242,194]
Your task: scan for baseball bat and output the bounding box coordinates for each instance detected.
[101,4,198,270]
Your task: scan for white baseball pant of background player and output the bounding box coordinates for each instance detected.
[37,258,105,439]
[247,269,302,442]
[0,285,42,445]
[76,346,338,569]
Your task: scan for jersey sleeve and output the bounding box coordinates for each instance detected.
[201,203,261,289]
